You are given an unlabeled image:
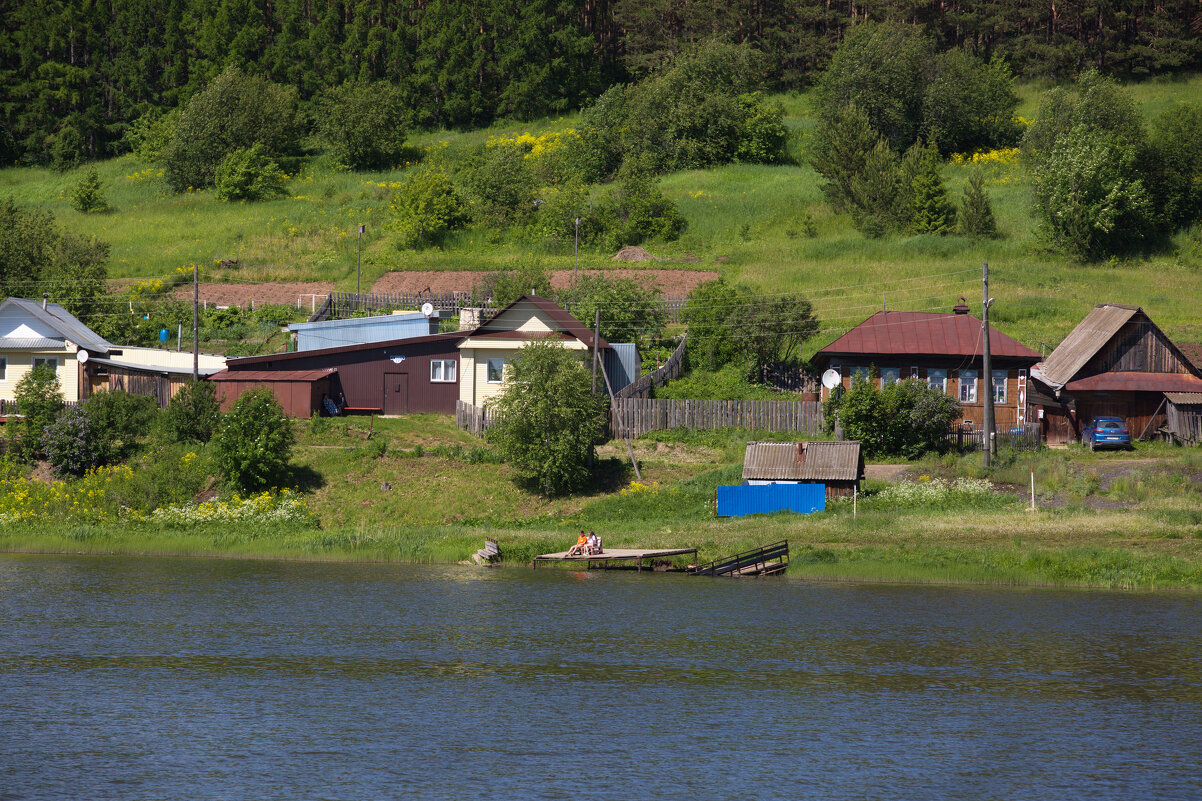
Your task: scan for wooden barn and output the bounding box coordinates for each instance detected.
[741,441,864,499]
[1030,305,1202,443]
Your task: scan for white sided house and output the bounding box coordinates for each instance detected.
[0,297,115,403]
[457,295,610,407]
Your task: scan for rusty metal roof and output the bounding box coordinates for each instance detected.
[815,310,1039,363]
[1063,372,1202,392]
[742,441,863,482]
[209,368,336,382]
[1039,304,1141,387]
[1165,392,1202,405]
[475,295,610,349]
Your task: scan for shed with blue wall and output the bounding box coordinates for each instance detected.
[717,484,826,517]
[289,312,438,352]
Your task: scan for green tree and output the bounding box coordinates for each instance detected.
[558,273,667,349]
[681,278,750,372]
[465,141,537,228]
[161,381,222,444]
[824,375,961,459]
[903,141,956,234]
[809,104,885,215]
[473,262,554,308]
[388,164,469,249]
[599,160,686,248]
[70,167,108,213]
[11,364,64,459]
[486,338,608,495]
[162,66,300,192]
[81,389,158,464]
[1147,104,1202,230]
[1032,126,1155,260]
[213,388,295,492]
[849,139,903,237]
[958,170,998,238]
[316,81,411,170]
[214,144,287,202]
[921,51,1021,155]
[737,295,821,378]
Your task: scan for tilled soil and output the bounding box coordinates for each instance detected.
[174,281,335,309]
[369,269,720,296]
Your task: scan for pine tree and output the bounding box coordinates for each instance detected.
[70,167,108,213]
[903,140,955,234]
[958,169,998,238]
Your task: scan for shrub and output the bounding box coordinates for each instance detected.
[214,388,295,492]
[465,141,537,227]
[681,278,750,372]
[162,66,300,192]
[214,144,287,202]
[82,390,158,464]
[598,160,686,248]
[124,109,178,163]
[388,164,468,249]
[42,407,98,477]
[825,376,962,459]
[11,363,64,458]
[532,177,604,250]
[316,81,411,170]
[70,167,108,213]
[486,338,608,495]
[49,124,86,173]
[161,381,222,444]
[472,262,553,308]
[558,273,666,349]
[958,169,998,238]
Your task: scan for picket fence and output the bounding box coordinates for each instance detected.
[941,422,1043,452]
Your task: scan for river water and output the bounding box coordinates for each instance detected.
[2,555,1201,800]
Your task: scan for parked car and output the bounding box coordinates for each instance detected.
[1082,416,1131,451]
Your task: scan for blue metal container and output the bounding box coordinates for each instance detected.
[716,484,826,518]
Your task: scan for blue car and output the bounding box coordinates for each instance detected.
[1083,416,1130,451]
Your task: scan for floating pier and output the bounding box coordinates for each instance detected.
[532,547,698,571]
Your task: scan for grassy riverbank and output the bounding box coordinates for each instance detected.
[3,415,1200,590]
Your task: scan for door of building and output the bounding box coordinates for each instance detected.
[384,372,408,414]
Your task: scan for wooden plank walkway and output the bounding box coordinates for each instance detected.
[532,547,697,572]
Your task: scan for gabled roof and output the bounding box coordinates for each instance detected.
[815,310,1039,363]
[0,297,113,355]
[1039,304,1141,388]
[742,441,863,482]
[474,295,609,349]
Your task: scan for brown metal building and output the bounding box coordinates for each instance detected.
[741,441,865,499]
[210,369,336,417]
[1030,305,1202,443]
[219,332,465,417]
[813,305,1042,431]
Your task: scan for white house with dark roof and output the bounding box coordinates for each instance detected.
[0,297,115,403]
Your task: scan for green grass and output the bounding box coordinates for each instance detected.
[6,79,1202,350]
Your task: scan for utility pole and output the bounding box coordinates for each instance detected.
[982,262,995,467]
[192,263,199,382]
[356,224,365,308]
[592,309,600,395]
[573,217,580,287]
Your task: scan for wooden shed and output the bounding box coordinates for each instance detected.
[1031,305,1202,443]
[741,441,864,499]
[1165,393,1202,445]
[209,368,336,418]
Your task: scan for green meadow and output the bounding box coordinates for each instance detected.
[3,78,1202,353]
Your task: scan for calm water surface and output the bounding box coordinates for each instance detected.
[2,555,1201,800]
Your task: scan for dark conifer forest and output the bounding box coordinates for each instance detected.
[2,0,1199,167]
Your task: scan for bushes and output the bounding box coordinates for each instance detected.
[316,81,410,170]
[558,273,666,349]
[162,66,300,192]
[11,364,63,458]
[82,390,158,464]
[214,145,287,202]
[388,164,468,249]
[70,168,108,213]
[824,376,962,459]
[160,381,222,445]
[213,388,295,492]
[42,407,97,477]
[597,160,686,248]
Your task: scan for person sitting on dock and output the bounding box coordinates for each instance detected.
[566,531,588,557]
[586,531,603,555]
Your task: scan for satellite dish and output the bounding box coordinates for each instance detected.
[821,369,841,390]
[421,302,435,318]
[77,350,89,364]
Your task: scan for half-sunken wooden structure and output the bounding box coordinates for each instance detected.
[741,441,864,499]
[532,547,697,571]
[689,541,790,577]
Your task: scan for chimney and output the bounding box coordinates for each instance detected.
[42,293,48,310]
[953,296,970,315]
[794,442,807,465]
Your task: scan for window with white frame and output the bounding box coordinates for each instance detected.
[992,374,1007,403]
[852,366,871,384]
[926,368,947,393]
[33,357,58,372]
[880,367,901,387]
[486,357,505,383]
[959,369,978,403]
[430,359,457,382]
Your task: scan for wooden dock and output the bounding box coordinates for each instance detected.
[532,547,697,571]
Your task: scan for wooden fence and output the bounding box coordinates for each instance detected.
[942,422,1043,452]
[456,400,493,435]
[617,335,687,399]
[0,399,79,417]
[611,398,824,438]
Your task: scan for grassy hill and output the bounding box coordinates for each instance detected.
[3,78,1202,353]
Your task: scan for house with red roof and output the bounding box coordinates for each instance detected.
[812,303,1042,431]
